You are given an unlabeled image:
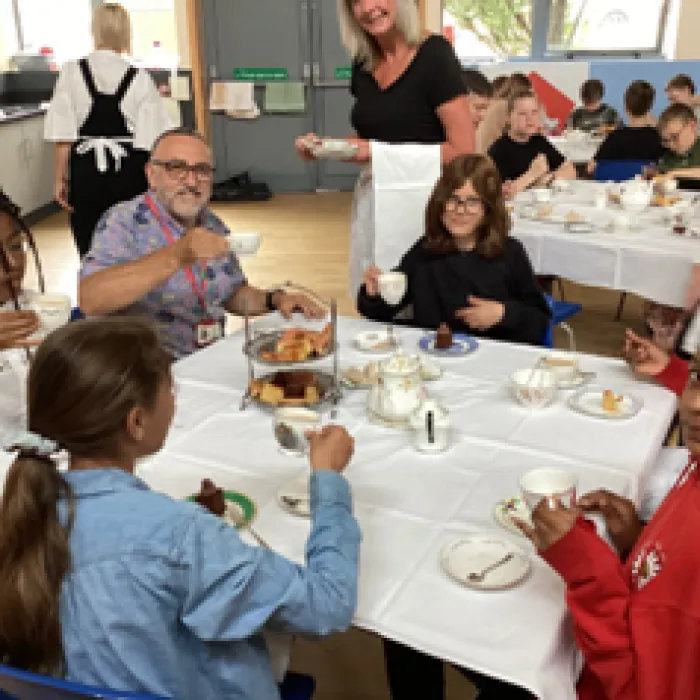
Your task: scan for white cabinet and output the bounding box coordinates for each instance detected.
[0,114,55,217]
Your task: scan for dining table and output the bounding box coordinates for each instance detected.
[511,180,700,308]
[134,314,679,700]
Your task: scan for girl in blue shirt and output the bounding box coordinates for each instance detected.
[0,316,360,700]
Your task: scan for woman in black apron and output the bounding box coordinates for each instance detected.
[45,3,174,258]
[68,59,148,257]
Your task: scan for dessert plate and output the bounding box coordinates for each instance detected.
[440,535,531,591]
[188,490,256,529]
[353,330,400,353]
[419,333,478,356]
[568,387,642,420]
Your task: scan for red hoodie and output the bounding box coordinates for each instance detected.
[541,354,700,700]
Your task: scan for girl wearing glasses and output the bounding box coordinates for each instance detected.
[357,154,550,346]
[45,3,174,257]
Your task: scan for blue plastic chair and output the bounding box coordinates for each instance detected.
[0,663,168,700]
[0,665,315,700]
[593,160,653,182]
[542,294,582,349]
[69,308,84,322]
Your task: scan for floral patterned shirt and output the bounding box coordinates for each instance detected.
[80,192,246,359]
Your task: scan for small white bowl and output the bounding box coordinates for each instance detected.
[510,368,557,409]
[519,468,578,511]
[531,188,552,204]
[227,232,261,257]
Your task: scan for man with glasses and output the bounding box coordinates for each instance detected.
[657,104,700,181]
[79,128,324,359]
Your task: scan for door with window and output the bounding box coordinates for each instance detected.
[202,0,360,192]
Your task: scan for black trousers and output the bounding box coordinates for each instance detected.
[69,148,148,258]
[384,639,533,700]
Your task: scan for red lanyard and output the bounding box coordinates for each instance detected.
[144,194,208,313]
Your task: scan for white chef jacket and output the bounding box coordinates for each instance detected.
[44,50,175,151]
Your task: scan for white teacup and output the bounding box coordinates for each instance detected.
[612,213,631,233]
[510,368,557,409]
[519,468,578,511]
[31,293,72,334]
[227,232,261,257]
[378,272,407,306]
[273,407,321,456]
[543,353,579,383]
[531,188,552,204]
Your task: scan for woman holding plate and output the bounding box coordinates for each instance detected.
[295,0,474,294]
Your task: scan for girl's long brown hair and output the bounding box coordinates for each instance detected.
[0,316,171,674]
[424,154,508,259]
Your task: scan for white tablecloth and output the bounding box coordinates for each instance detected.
[142,316,677,700]
[512,181,700,307]
[549,136,599,164]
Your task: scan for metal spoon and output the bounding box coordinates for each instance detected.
[467,553,515,583]
[228,507,270,549]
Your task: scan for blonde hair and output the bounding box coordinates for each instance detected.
[92,3,132,54]
[337,0,421,70]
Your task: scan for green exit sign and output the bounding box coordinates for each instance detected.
[233,67,288,81]
[334,66,352,80]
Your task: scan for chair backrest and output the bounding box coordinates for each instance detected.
[0,663,168,700]
[593,160,653,182]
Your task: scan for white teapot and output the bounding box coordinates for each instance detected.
[368,350,423,421]
[619,178,652,214]
[409,399,450,452]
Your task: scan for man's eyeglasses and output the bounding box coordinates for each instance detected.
[151,159,214,181]
[445,194,483,214]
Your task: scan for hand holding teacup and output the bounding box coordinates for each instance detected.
[363,268,407,306]
[516,497,579,551]
[307,425,354,473]
[578,489,643,557]
[0,310,41,350]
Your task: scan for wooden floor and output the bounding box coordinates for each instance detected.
[30,193,649,700]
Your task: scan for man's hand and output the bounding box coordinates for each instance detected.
[277,292,326,320]
[455,296,505,331]
[578,489,643,557]
[176,227,229,265]
[0,310,41,350]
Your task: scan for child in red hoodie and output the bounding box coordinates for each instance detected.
[518,329,699,700]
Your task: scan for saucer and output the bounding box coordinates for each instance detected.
[419,333,479,357]
[556,371,595,390]
[493,497,532,537]
[277,476,311,517]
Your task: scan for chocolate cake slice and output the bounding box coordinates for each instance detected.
[195,479,226,517]
[435,323,453,350]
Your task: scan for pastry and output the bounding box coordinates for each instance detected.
[536,204,553,219]
[259,323,333,362]
[249,370,323,406]
[435,323,453,350]
[195,479,226,516]
[651,194,682,208]
[602,389,623,414]
[566,211,584,224]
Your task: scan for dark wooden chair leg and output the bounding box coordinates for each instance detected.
[556,277,566,301]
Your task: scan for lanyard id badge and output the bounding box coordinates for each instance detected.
[195,318,223,347]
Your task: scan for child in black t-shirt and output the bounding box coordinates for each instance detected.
[587,80,664,174]
[488,89,576,197]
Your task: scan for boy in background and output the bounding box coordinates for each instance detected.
[566,79,621,133]
[461,70,492,143]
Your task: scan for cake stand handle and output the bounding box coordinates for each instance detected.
[241,295,252,411]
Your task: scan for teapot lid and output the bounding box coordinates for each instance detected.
[380,350,420,374]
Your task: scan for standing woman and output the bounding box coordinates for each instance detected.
[45,3,174,258]
[295,0,474,293]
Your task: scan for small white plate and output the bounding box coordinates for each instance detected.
[493,497,532,537]
[277,477,311,517]
[569,387,642,419]
[353,330,399,353]
[440,535,531,591]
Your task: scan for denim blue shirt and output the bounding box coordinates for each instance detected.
[59,468,360,699]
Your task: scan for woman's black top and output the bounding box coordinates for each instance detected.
[357,237,551,346]
[350,35,465,144]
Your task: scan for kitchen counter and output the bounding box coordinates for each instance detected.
[0,104,48,124]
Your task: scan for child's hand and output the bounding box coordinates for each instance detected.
[0,310,40,350]
[456,297,505,331]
